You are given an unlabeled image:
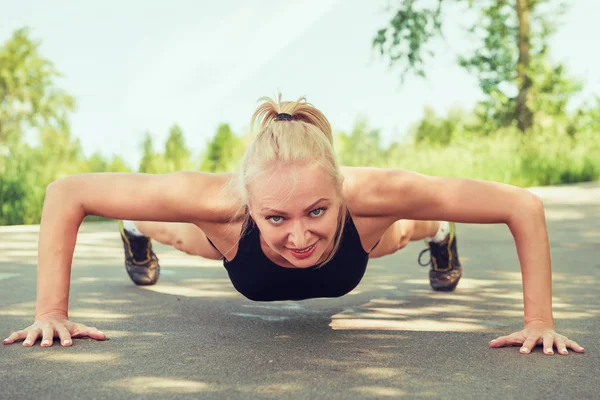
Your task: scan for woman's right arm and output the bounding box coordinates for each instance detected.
[4,171,237,347]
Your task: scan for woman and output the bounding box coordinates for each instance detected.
[3,95,584,356]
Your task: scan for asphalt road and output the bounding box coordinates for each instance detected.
[1,182,599,400]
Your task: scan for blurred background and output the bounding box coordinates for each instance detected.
[1,0,599,225]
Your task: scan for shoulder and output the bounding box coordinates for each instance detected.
[340,166,414,218]
[339,166,405,250]
[172,171,245,224]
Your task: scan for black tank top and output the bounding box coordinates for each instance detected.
[221,213,369,301]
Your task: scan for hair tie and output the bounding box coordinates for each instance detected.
[275,113,293,121]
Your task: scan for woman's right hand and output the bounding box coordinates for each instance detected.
[3,315,106,347]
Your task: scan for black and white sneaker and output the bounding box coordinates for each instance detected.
[418,222,462,291]
[118,220,160,286]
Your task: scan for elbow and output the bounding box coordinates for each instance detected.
[46,178,64,193]
[508,190,545,225]
[45,177,86,217]
[45,177,74,200]
[526,191,545,215]
[45,178,66,198]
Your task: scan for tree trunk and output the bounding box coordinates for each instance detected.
[516,0,533,132]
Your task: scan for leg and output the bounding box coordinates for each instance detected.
[368,219,462,291]
[369,220,439,259]
[135,221,223,260]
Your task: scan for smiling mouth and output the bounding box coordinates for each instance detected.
[287,243,317,253]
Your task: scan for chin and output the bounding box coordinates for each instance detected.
[287,252,323,268]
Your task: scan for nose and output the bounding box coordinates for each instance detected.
[288,220,310,248]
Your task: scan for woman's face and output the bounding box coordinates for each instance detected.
[248,163,341,268]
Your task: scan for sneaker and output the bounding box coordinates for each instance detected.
[118,220,160,285]
[418,222,462,291]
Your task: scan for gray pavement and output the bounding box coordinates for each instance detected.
[1,182,599,400]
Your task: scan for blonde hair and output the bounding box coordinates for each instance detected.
[229,93,348,268]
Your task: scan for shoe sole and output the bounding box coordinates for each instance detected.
[430,267,462,292]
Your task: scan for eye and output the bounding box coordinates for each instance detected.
[266,207,327,225]
[266,215,284,224]
[310,207,327,217]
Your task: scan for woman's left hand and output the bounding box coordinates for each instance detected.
[488,321,585,355]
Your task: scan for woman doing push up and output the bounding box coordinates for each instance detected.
[3,94,584,356]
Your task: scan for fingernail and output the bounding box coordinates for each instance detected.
[24,340,31,346]
[546,348,553,354]
[63,339,70,345]
[98,331,105,336]
[489,339,496,343]
[561,349,568,354]
[42,340,49,346]
[520,347,528,353]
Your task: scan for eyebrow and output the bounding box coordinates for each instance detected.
[261,198,330,215]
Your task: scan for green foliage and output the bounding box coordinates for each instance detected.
[83,152,130,173]
[164,124,192,172]
[0,28,75,145]
[0,144,35,224]
[386,126,600,187]
[1,23,599,227]
[374,0,579,133]
[458,1,579,131]
[571,97,600,135]
[200,124,245,173]
[138,124,194,173]
[529,58,582,119]
[373,0,444,80]
[409,106,480,145]
[0,28,82,225]
[458,0,518,130]
[138,133,162,173]
[0,28,133,225]
[335,117,386,166]
[516,129,598,185]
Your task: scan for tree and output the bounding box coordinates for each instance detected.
[164,124,192,172]
[373,0,573,133]
[138,132,164,173]
[0,28,82,225]
[200,124,245,173]
[335,117,385,166]
[410,106,478,145]
[0,28,75,145]
[84,152,131,173]
[0,145,31,225]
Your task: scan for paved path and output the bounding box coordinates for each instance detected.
[1,182,598,399]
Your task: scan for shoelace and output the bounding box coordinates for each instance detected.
[418,241,450,268]
[418,247,433,267]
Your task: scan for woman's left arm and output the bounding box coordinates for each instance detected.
[493,196,583,355]
[365,168,585,355]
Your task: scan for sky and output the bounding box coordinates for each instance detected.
[1,0,599,169]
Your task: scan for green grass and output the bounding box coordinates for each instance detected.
[382,130,600,187]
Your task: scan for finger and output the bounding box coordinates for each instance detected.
[555,338,568,355]
[489,334,518,348]
[542,334,554,355]
[565,339,585,354]
[55,325,72,347]
[488,337,507,347]
[23,329,41,347]
[72,325,106,341]
[489,335,525,348]
[40,326,55,347]
[520,334,541,354]
[4,330,28,345]
[86,327,107,341]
